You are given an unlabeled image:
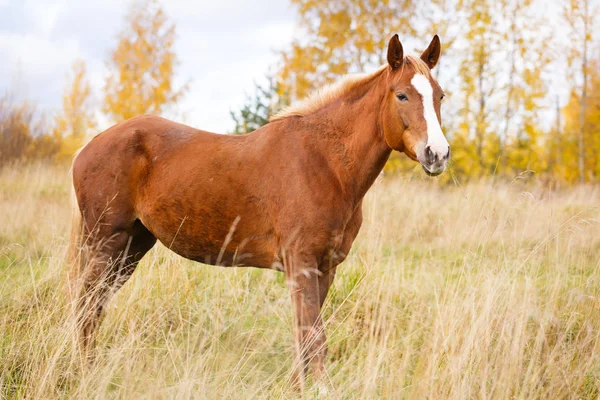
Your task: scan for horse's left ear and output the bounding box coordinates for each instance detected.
[420,35,441,69]
[387,34,404,70]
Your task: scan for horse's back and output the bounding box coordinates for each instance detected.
[73,114,245,194]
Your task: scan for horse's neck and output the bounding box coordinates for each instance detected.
[306,80,392,204]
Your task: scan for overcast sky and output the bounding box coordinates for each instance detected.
[0,0,297,133]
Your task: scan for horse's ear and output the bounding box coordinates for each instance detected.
[387,34,404,70]
[420,35,441,69]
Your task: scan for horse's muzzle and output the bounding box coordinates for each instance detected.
[420,145,450,177]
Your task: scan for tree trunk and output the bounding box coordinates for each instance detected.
[501,8,518,174]
[578,0,589,184]
[476,57,486,172]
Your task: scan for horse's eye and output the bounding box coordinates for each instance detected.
[397,93,408,102]
[440,94,445,101]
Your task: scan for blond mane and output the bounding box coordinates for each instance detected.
[270,55,430,122]
[404,55,431,76]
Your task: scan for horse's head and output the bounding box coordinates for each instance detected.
[381,34,450,176]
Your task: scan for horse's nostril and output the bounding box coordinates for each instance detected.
[425,146,435,164]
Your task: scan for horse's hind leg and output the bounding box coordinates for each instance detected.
[73,219,156,352]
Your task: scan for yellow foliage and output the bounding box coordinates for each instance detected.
[103,0,187,122]
[562,0,597,183]
[52,60,96,163]
[562,57,600,182]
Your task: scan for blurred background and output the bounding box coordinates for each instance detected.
[0,0,598,184]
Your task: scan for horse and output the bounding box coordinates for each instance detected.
[67,33,450,387]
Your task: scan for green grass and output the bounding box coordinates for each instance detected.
[1,162,600,399]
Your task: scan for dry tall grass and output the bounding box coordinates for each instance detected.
[1,163,599,399]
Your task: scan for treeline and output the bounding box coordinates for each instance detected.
[2,0,598,185]
[232,0,600,184]
[0,95,59,164]
[0,0,186,166]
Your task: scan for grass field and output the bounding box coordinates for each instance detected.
[1,163,599,399]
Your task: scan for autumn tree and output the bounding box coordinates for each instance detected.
[452,0,504,177]
[52,60,96,162]
[498,0,544,172]
[103,0,187,122]
[0,93,57,165]
[449,0,551,179]
[498,0,549,177]
[562,51,600,182]
[563,0,597,183]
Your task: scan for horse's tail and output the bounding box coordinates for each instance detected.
[66,150,85,301]
[67,183,82,267]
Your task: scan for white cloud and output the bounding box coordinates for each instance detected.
[24,0,65,35]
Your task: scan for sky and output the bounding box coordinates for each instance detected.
[0,0,297,133]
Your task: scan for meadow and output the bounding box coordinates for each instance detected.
[1,163,599,399]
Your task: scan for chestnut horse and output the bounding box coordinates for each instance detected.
[68,34,450,386]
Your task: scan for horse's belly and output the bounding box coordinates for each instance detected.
[134,156,280,269]
[168,236,276,269]
[139,211,278,269]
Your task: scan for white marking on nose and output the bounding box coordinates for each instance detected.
[411,74,449,157]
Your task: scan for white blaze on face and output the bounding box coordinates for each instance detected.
[410,74,449,158]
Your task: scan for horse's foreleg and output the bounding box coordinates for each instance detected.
[286,257,328,389]
[318,263,337,308]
